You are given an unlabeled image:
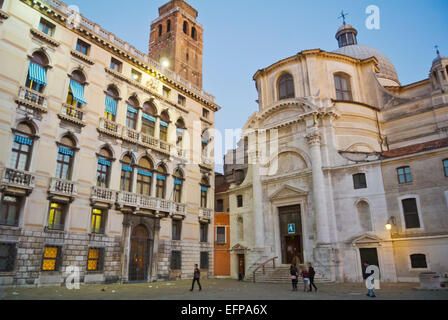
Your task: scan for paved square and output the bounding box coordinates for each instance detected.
[1,279,447,300]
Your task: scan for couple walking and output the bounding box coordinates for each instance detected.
[290,262,318,292]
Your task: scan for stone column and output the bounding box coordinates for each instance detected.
[249,130,264,249]
[151,173,157,198]
[306,128,330,245]
[165,174,174,201]
[120,215,131,283]
[154,117,160,140]
[150,218,161,281]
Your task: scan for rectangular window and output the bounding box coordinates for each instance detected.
[131,69,142,82]
[200,223,208,243]
[110,57,122,72]
[96,158,110,188]
[126,108,137,129]
[397,167,412,184]
[200,251,209,269]
[216,226,226,244]
[237,195,243,208]
[353,173,367,189]
[120,167,132,192]
[402,198,420,229]
[170,250,181,270]
[334,74,352,101]
[0,243,17,272]
[47,202,66,231]
[172,219,182,240]
[0,195,21,226]
[162,86,171,98]
[443,159,448,177]
[178,94,186,106]
[9,134,33,171]
[201,187,207,208]
[38,18,55,36]
[202,108,209,119]
[76,39,90,55]
[410,254,427,269]
[91,208,105,234]
[87,248,104,271]
[55,146,73,180]
[216,199,224,212]
[142,117,155,137]
[159,125,168,142]
[41,246,61,271]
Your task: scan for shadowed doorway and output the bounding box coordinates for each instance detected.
[279,205,303,264]
[129,224,150,282]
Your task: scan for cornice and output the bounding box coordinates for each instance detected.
[19,0,220,111]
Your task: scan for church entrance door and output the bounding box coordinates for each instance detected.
[279,205,303,264]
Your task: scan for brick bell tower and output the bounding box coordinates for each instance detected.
[149,0,203,88]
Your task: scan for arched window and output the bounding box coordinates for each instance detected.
[141,102,157,137]
[200,177,209,208]
[173,168,183,203]
[126,96,139,129]
[158,24,162,37]
[167,20,171,33]
[356,201,372,232]
[410,254,427,269]
[277,73,295,100]
[334,73,352,101]
[176,118,186,156]
[202,129,210,155]
[191,27,197,40]
[56,135,76,180]
[156,165,167,199]
[136,157,153,196]
[96,147,113,188]
[104,85,119,122]
[120,154,134,192]
[26,51,49,93]
[183,21,189,35]
[9,122,35,171]
[66,70,87,108]
[159,111,170,142]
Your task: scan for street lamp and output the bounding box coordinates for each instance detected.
[385,216,396,230]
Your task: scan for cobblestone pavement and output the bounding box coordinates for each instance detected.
[1,279,448,300]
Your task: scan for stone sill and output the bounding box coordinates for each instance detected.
[70,50,95,65]
[30,28,60,47]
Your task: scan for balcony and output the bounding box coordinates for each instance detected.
[58,104,86,126]
[122,126,139,143]
[48,178,78,199]
[0,167,35,195]
[139,133,159,149]
[98,117,121,138]
[90,186,116,206]
[117,191,186,217]
[199,208,213,222]
[16,86,47,112]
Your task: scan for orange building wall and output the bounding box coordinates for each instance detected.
[214,212,230,276]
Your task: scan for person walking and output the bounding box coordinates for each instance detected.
[190,264,202,291]
[290,264,298,291]
[300,266,310,292]
[308,263,318,292]
[363,261,376,298]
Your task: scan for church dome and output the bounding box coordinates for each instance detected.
[333,44,400,85]
[332,22,400,86]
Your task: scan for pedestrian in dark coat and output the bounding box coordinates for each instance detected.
[190,264,202,291]
[290,264,298,291]
[308,263,318,292]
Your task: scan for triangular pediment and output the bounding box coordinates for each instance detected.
[351,233,383,244]
[231,243,248,251]
[269,184,308,201]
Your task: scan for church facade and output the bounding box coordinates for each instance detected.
[0,0,218,286]
[220,22,448,282]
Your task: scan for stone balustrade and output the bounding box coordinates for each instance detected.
[49,177,78,197]
[59,103,85,125]
[117,191,186,216]
[199,207,213,221]
[16,86,47,111]
[90,186,116,204]
[1,167,35,191]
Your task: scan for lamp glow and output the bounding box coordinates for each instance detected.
[385,223,392,230]
[161,58,170,68]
